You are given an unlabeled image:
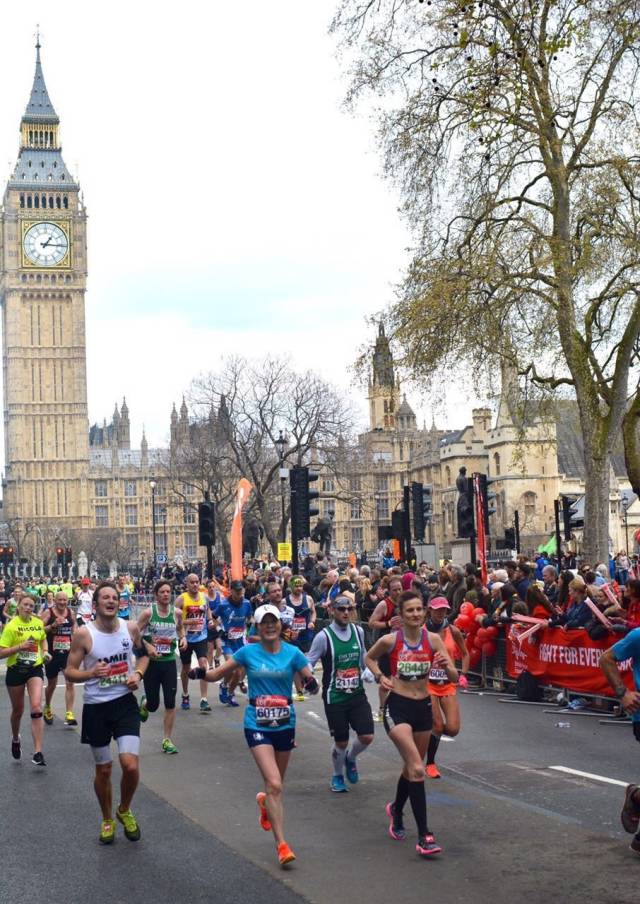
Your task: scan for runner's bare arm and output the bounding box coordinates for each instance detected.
[450,625,470,673]
[368,601,390,631]
[64,627,104,682]
[600,649,640,713]
[429,632,459,683]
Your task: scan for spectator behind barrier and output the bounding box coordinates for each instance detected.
[555,577,591,629]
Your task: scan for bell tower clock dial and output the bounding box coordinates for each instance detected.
[0,37,90,530]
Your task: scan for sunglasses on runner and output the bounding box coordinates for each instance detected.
[334,605,352,612]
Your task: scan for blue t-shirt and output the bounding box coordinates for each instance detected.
[214,599,252,650]
[232,642,308,731]
[611,627,640,721]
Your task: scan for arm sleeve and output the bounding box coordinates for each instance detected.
[307,630,328,668]
[293,648,310,672]
[611,628,640,662]
[356,625,367,669]
[231,646,249,668]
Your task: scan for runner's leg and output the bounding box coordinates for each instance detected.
[93,761,114,819]
[26,676,44,754]
[118,753,139,811]
[250,744,291,847]
[64,680,75,715]
[388,723,430,837]
[44,673,58,707]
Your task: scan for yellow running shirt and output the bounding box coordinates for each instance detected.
[0,616,46,668]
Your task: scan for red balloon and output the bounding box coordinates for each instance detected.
[459,602,474,616]
[474,634,484,650]
[482,641,497,658]
[469,649,482,667]
[486,626,499,639]
[476,628,488,643]
[455,616,472,632]
[473,607,486,618]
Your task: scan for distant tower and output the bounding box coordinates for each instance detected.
[118,397,130,449]
[0,37,90,526]
[177,397,189,445]
[368,323,398,430]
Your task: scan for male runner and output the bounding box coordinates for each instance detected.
[137,579,184,753]
[41,590,78,726]
[213,580,252,706]
[176,573,214,712]
[307,595,374,792]
[76,578,94,626]
[600,628,640,855]
[65,581,148,844]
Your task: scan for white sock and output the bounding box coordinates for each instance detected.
[348,737,368,760]
[332,745,347,775]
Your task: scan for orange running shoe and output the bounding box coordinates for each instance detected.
[277,841,296,867]
[426,763,441,779]
[256,792,272,831]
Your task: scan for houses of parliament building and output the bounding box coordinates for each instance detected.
[0,42,635,572]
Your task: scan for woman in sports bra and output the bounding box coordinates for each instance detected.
[366,590,458,858]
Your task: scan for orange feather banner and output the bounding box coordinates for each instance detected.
[230,478,253,581]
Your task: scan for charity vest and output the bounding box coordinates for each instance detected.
[428,625,457,687]
[322,623,365,705]
[389,628,433,682]
[49,608,74,655]
[182,592,208,641]
[143,604,177,661]
[82,618,135,704]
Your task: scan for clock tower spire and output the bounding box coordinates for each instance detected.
[0,37,90,530]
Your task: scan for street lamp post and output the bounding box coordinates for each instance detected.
[160,505,168,558]
[622,496,630,554]
[275,430,288,543]
[374,492,381,554]
[149,480,158,574]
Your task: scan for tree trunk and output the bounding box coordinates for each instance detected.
[580,447,610,566]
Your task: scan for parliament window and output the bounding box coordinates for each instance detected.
[124,480,137,497]
[95,505,108,527]
[95,481,107,497]
[125,505,137,526]
[184,505,196,525]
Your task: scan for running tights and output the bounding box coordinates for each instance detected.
[394,775,428,836]
[427,732,441,765]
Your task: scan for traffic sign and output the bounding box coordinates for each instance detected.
[157,553,167,564]
[277,542,292,562]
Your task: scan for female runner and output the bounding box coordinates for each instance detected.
[424,597,469,777]
[365,590,458,856]
[190,603,319,867]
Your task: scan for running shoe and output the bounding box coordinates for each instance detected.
[11,736,21,760]
[621,784,640,833]
[162,738,179,755]
[99,819,116,845]
[43,705,54,726]
[330,775,349,793]
[139,696,149,723]
[631,834,640,856]
[373,710,384,723]
[116,807,141,841]
[345,756,359,784]
[256,791,272,831]
[32,751,46,767]
[239,681,247,694]
[64,711,78,727]
[219,685,230,705]
[426,763,441,779]
[416,834,442,856]
[226,694,240,708]
[277,841,296,867]
[293,692,305,703]
[385,801,406,841]
[181,694,190,710]
[200,698,212,713]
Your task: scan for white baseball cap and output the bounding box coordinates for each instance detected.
[253,604,282,624]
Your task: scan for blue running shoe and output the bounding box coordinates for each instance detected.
[181,695,190,711]
[345,757,359,785]
[330,775,348,793]
[219,685,230,705]
[227,694,240,707]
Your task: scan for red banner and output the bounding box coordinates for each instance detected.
[473,474,488,585]
[504,626,635,697]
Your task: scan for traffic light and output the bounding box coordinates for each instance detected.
[422,485,433,523]
[504,527,516,549]
[198,500,216,547]
[6,546,14,565]
[411,481,425,541]
[477,474,497,534]
[561,495,575,541]
[290,466,320,541]
[56,546,64,566]
[65,547,72,567]
[457,483,475,538]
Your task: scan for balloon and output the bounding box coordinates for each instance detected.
[473,607,486,618]
[476,628,488,643]
[459,602,474,616]
[469,649,482,667]
[486,626,499,639]
[482,641,497,658]
[455,616,472,632]
[474,635,484,650]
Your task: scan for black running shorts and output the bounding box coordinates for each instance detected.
[143,658,177,710]
[383,692,432,734]
[6,664,44,687]
[45,653,69,680]
[81,692,140,748]
[324,694,374,743]
[179,639,208,665]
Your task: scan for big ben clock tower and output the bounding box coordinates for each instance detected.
[0,39,90,529]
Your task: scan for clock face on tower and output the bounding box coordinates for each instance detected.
[22,221,69,267]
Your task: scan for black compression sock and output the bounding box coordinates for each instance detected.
[408,780,429,837]
[394,775,410,817]
[427,732,441,766]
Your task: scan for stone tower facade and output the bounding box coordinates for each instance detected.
[0,40,90,527]
[368,322,400,430]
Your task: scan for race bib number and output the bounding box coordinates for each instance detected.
[227,626,245,642]
[17,640,38,664]
[335,667,360,692]
[185,606,204,634]
[52,636,71,653]
[428,667,449,685]
[255,694,291,727]
[152,635,172,655]
[292,616,307,635]
[397,654,431,680]
[99,661,129,688]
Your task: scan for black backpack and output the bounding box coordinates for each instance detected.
[515,670,542,702]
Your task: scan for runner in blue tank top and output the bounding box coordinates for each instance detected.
[212,580,252,707]
[190,603,319,869]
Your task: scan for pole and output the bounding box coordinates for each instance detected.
[151,484,157,575]
[205,490,213,580]
[554,499,562,566]
[290,481,299,575]
[624,504,630,554]
[467,478,476,566]
[403,485,411,564]
[162,508,168,558]
[514,509,521,554]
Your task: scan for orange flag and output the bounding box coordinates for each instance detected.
[230,478,253,581]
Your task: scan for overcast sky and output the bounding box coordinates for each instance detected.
[0,1,482,453]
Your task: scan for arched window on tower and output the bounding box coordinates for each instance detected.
[27,195,32,208]
[20,194,24,208]
[56,196,61,209]
[493,452,501,476]
[445,465,451,487]
[48,196,54,208]
[63,196,68,208]
[34,194,39,208]
[523,492,536,521]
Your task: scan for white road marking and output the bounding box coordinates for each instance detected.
[548,765,628,787]
[440,736,455,743]
[307,711,321,720]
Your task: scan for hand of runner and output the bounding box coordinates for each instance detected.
[43,652,52,663]
[188,667,207,680]
[380,675,394,692]
[126,672,141,691]
[458,674,469,689]
[621,689,640,714]
[146,644,159,659]
[17,640,34,651]
[390,615,403,630]
[178,637,187,650]
[93,660,110,678]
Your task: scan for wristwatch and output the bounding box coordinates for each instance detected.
[374,673,381,684]
[614,685,627,699]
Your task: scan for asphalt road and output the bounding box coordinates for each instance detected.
[1,669,639,904]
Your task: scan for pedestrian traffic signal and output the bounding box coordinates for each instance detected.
[6,546,14,564]
[198,500,216,547]
[56,546,64,566]
[290,466,320,540]
[477,474,497,534]
[422,485,433,523]
[561,495,575,541]
[65,547,72,567]
[411,481,425,541]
